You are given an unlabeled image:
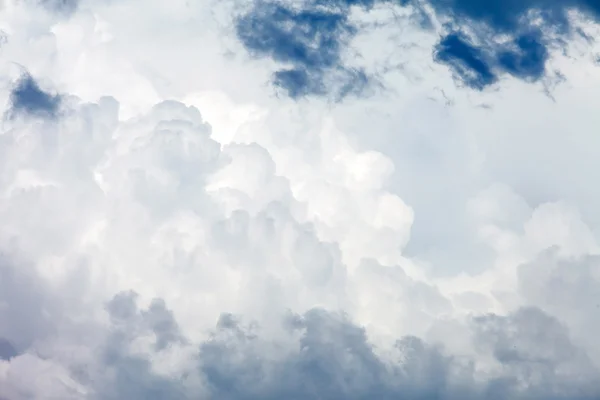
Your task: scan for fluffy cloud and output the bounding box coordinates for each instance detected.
[1,0,600,398]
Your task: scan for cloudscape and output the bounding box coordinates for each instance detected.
[1,0,600,398]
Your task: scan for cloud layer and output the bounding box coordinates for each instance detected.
[1,0,600,398]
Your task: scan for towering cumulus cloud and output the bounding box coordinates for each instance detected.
[1,0,600,398]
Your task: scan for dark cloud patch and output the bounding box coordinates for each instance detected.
[38,0,80,14]
[3,280,599,399]
[99,351,189,400]
[0,256,58,352]
[474,308,589,369]
[8,73,61,119]
[141,298,186,351]
[105,291,186,352]
[195,307,600,399]
[472,307,600,399]
[198,309,465,399]
[0,338,18,361]
[95,292,190,399]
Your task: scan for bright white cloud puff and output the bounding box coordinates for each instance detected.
[1,0,600,398]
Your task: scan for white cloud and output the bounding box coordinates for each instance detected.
[0,0,600,398]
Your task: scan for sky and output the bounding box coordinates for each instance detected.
[1,0,600,398]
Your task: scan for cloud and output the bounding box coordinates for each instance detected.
[5,288,597,399]
[0,0,600,398]
[38,0,79,14]
[0,339,17,361]
[4,256,598,400]
[196,306,600,400]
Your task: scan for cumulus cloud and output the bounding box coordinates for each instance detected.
[0,0,600,398]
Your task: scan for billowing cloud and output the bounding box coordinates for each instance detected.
[0,0,600,398]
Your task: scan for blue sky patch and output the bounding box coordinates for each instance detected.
[236,1,365,99]
[8,73,61,119]
[236,0,600,98]
[434,30,550,89]
[434,32,497,89]
[497,32,549,81]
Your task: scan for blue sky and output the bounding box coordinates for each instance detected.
[1,0,600,398]
[7,73,61,118]
[234,0,596,96]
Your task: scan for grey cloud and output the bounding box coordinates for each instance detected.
[472,307,600,399]
[106,291,140,323]
[0,256,58,352]
[517,249,600,362]
[94,292,190,399]
[475,308,592,370]
[2,260,599,400]
[38,0,79,14]
[0,70,599,400]
[98,347,189,400]
[0,338,17,361]
[106,291,185,353]
[142,298,187,351]
[518,250,600,323]
[193,306,600,400]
